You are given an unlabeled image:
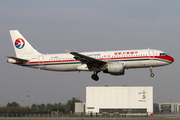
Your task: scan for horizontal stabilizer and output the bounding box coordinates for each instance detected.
[7,56,29,63]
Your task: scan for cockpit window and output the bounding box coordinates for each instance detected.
[160,53,168,56]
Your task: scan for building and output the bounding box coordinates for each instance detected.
[154,103,180,113]
[75,102,85,114]
[85,86,153,115]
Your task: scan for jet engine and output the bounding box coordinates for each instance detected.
[103,62,125,75]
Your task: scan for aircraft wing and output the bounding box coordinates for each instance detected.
[69,51,107,70]
[70,51,106,64]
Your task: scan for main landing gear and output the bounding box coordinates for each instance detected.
[150,67,154,77]
[91,71,100,81]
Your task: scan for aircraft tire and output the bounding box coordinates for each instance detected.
[91,74,99,81]
[150,73,154,77]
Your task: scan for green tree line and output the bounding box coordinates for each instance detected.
[0,97,81,114]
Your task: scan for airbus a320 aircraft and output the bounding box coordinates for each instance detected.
[7,30,174,81]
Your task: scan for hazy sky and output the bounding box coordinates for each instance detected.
[0,0,179,106]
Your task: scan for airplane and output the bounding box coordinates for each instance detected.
[7,30,174,81]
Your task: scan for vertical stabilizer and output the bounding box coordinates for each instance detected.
[9,30,41,57]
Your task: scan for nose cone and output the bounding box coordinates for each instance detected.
[169,56,174,63]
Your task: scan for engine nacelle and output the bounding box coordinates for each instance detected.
[103,62,125,75]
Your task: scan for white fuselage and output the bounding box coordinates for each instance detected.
[19,49,173,71]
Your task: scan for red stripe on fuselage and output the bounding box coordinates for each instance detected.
[26,55,174,65]
[29,60,75,64]
[154,56,174,62]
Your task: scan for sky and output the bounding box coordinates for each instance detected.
[0,0,179,106]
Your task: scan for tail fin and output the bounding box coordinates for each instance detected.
[9,30,41,57]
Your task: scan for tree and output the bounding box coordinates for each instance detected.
[66,97,81,113]
[2,98,81,113]
[39,103,46,111]
[31,104,37,110]
[7,102,19,107]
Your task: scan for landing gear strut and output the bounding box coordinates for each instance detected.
[91,71,100,81]
[150,67,154,77]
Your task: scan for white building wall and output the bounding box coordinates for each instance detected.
[75,102,85,114]
[86,86,153,114]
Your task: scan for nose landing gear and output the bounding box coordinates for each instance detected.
[150,67,154,77]
[91,71,100,81]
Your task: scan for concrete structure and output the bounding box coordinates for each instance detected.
[86,86,153,115]
[75,102,85,114]
[154,103,180,113]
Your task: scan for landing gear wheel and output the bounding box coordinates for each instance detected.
[150,73,154,77]
[91,74,99,81]
[149,67,154,77]
[91,71,100,81]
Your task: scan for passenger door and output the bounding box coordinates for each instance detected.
[148,50,154,60]
[38,56,44,66]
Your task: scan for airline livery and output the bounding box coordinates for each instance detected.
[7,30,174,81]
